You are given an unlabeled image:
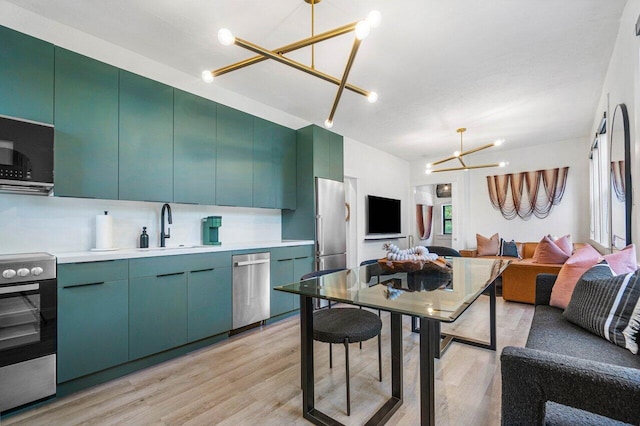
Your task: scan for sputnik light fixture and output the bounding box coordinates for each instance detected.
[201,0,380,128]
[425,128,506,174]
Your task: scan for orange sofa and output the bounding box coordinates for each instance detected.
[460,242,587,304]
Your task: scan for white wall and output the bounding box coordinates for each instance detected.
[410,137,589,249]
[590,0,640,254]
[343,137,411,264]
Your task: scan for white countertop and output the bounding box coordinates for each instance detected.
[55,240,315,264]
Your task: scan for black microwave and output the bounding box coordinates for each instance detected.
[0,115,54,195]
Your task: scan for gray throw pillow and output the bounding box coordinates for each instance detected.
[564,267,640,354]
[499,239,520,258]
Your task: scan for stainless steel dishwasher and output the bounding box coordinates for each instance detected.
[232,252,270,330]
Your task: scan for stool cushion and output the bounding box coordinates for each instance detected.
[313,308,382,344]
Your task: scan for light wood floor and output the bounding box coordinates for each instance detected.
[4,296,534,426]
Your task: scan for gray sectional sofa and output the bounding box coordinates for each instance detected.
[500,273,640,425]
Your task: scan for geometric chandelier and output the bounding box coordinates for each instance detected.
[425,127,506,174]
[201,0,380,129]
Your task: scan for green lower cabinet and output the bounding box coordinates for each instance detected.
[270,258,295,317]
[293,255,314,310]
[129,273,187,360]
[57,279,129,383]
[187,267,232,342]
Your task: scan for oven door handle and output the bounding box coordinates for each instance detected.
[0,283,39,295]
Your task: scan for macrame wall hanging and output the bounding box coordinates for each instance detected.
[486,167,569,220]
[415,204,434,239]
[611,160,626,202]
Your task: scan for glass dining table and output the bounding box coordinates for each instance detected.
[275,256,510,426]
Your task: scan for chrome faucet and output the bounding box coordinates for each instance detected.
[160,203,172,247]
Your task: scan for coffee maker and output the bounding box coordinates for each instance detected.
[202,216,222,245]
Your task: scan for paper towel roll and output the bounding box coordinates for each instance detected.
[95,212,113,250]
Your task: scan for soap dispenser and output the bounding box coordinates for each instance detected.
[139,227,149,248]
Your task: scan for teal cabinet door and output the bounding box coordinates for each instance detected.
[216,105,253,207]
[275,124,296,209]
[119,71,174,202]
[329,132,344,182]
[129,273,187,360]
[270,258,294,316]
[0,26,53,124]
[253,117,275,208]
[174,89,217,205]
[187,267,232,342]
[57,279,129,382]
[54,48,119,199]
[312,126,332,180]
[293,254,315,310]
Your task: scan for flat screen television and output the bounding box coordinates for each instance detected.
[367,195,401,234]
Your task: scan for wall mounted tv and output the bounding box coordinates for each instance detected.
[366,195,401,235]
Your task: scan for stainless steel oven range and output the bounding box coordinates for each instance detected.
[0,252,56,415]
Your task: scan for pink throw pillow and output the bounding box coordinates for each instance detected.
[476,233,499,256]
[603,244,638,275]
[549,234,572,256]
[550,244,601,309]
[532,235,570,264]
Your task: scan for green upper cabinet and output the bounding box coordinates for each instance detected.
[0,26,54,124]
[312,126,343,182]
[253,118,276,209]
[119,71,174,202]
[216,105,254,207]
[254,118,297,209]
[275,124,296,210]
[329,131,344,183]
[174,89,217,205]
[54,48,119,199]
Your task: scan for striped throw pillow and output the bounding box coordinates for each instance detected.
[563,270,640,354]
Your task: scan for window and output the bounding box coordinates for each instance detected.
[442,204,452,235]
[589,113,609,248]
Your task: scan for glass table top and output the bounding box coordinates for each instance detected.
[275,257,510,322]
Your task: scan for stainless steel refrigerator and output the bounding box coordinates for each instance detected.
[315,177,347,270]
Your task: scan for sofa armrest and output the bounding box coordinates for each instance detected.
[459,249,477,258]
[535,273,557,306]
[501,346,640,425]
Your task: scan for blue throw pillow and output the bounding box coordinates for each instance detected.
[499,239,520,258]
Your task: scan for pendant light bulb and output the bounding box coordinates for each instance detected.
[453,151,461,157]
[324,119,334,129]
[367,92,378,103]
[355,20,371,40]
[499,161,508,167]
[425,169,433,175]
[367,10,382,28]
[494,139,504,146]
[218,29,235,46]
[201,70,214,83]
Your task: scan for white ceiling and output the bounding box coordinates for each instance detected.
[5,0,628,161]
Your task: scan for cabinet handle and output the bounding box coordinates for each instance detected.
[277,259,291,262]
[294,256,308,260]
[157,272,185,278]
[63,282,104,289]
[191,268,214,273]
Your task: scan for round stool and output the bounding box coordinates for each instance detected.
[313,307,382,416]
